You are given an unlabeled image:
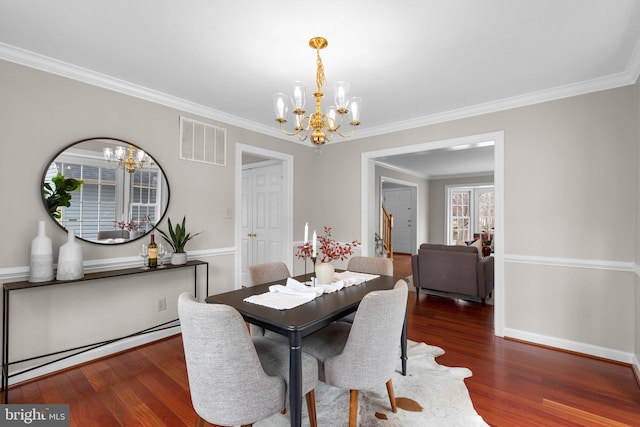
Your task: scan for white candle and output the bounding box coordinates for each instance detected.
[304,222,309,244]
[312,230,317,257]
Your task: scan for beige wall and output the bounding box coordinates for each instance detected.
[1,58,639,378]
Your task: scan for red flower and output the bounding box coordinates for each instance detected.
[296,226,360,263]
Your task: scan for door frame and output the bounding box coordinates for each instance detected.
[361,131,504,337]
[380,177,418,254]
[235,143,294,289]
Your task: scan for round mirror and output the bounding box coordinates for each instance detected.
[42,137,170,245]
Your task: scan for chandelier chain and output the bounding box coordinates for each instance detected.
[316,48,326,92]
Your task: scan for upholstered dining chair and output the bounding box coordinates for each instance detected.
[249,261,291,286]
[340,256,394,323]
[302,280,408,427]
[178,293,318,427]
[346,256,393,276]
[247,261,291,336]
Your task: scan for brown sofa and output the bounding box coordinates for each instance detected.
[411,243,494,304]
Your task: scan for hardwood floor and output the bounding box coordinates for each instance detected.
[3,257,640,426]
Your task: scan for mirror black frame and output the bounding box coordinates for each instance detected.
[41,137,171,245]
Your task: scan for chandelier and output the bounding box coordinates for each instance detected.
[103,145,151,173]
[273,37,361,152]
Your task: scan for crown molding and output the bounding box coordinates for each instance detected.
[1,41,638,143]
[0,42,280,136]
[353,70,638,140]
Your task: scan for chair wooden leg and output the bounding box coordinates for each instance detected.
[386,379,398,413]
[349,389,359,427]
[306,389,318,427]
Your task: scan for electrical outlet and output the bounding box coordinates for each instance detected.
[157,297,167,311]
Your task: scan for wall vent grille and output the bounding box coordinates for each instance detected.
[179,116,227,166]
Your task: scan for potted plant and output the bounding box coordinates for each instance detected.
[43,173,84,220]
[155,216,202,265]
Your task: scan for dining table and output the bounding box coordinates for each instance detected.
[205,273,408,427]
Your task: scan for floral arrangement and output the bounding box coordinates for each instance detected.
[115,216,148,232]
[296,226,360,263]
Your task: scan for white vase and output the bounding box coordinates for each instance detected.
[315,262,335,284]
[29,221,54,282]
[56,230,84,280]
[171,252,188,265]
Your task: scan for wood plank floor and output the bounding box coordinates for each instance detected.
[3,255,640,426]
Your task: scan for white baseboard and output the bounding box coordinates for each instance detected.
[633,354,640,385]
[504,327,635,364]
[7,327,181,386]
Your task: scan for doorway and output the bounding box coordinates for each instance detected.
[381,178,418,254]
[361,131,504,337]
[236,144,293,288]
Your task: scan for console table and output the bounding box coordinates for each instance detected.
[2,259,208,403]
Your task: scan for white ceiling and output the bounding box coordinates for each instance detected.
[1,0,639,178]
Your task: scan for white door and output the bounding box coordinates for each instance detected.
[241,163,284,285]
[383,187,414,254]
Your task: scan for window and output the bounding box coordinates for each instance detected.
[50,148,163,240]
[446,184,495,245]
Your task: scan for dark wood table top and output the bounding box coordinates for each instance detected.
[205,274,401,337]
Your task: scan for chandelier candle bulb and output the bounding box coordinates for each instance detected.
[333,81,350,111]
[304,222,309,244]
[292,81,306,112]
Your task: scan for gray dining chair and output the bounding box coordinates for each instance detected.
[247,261,292,336]
[302,280,408,427]
[178,293,318,427]
[347,256,393,276]
[340,256,394,323]
[249,261,291,286]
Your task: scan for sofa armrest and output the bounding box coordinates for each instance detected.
[476,256,495,298]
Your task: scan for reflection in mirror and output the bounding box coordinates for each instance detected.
[42,137,170,245]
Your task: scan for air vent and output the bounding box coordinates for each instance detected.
[179,116,227,166]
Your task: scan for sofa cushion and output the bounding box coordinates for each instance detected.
[471,239,483,259]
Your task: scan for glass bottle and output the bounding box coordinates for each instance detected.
[148,232,158,268]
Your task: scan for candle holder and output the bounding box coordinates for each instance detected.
[311,256,317,287]
[303,253,308,284]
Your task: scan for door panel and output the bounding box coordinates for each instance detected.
[383,187,414,254]
[241,163,284,285]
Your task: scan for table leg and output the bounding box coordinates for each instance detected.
[288,331,303,427]
[401,308,408,376]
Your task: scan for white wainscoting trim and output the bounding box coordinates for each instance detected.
[8,327,181,386]
[0,247,236,283]
[504,253,635,272]
[504,327,635,365]
[504,254,639,369]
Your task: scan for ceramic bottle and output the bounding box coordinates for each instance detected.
[29,220,54,282]
[56,229,84,280]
